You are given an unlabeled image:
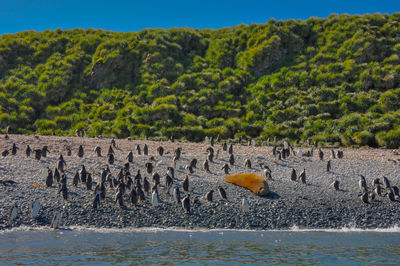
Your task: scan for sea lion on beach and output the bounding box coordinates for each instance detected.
[26,145,32,157]
[206,190,214,202]
[244,159,251,168]
[218,186,227,201]
[182,175,189,192]
[221,163,230,174]
[78,145,84,158]
[182,195,190,213]
[94,146,102,157]
[290,168,297,181]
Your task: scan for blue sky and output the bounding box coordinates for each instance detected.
[0,0,398,34]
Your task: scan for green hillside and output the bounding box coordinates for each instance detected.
[1,13,400,147]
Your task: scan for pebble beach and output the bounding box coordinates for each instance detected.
[0,134,399,230]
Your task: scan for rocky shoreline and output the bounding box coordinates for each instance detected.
[0,135,399,231]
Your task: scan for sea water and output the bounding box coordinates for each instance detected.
[0,226,399,265]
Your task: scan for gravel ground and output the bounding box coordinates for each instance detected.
[0,134,399,230]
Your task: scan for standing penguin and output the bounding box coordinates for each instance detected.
[152,189,160,207]
[203,160,211,173]
[126,151,133,163]
[206,190,214,202]
[242,196,250,213]
[86,173,93,190]
[31,199,40,219]
[8,204,18,224]
[143,144,148,155]
[182,195,190,213]
[108,153,114,165]
[78,145,84,158]
[221,163,230,175]
[165,174,173,194]
[228,144,233,155]
[182,175,189,192]
[93,193,101,210]
[143,176,150,194]
[318,149,324,161]
[359,175,367,192]
[130,188,137,205]
[290,168,297,181]
[59,177,68,200]
[45,168,53,187]
[34,149,42,160]
[229,154,235,166]
[218,186,228,201]
[41,146,49,158]
[173,187,181,204]
[331,180,340,191]
[157,146,164,156]
[79,165,87,183]
[26,145,32,157]
[145,162,153,174]
[244,158,251,168]
[72,171,80,187]
[299,168,306,184]
[115,191,124,207]
[94,146,102,157]
[136,144,141,155]
[11,143,18,155]
[326,160,331,172]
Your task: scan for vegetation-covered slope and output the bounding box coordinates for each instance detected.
[1,13,400,147]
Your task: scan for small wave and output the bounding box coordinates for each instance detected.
[1,224,400,234]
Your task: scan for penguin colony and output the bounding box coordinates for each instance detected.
[0,134,399,230]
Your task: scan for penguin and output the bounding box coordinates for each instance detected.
[143,176,150,194]
[368,192,375,203]
[215,149,220,160]
[382,176,391,189]
[31,199,40,219]
[152,172,160,186]
[337,150,344,159]
[218,186,227,201]
[387,189,396,202]
[54,168,61,183]
[59,178,68,200]
[210,137,214,147]
[331,180,340,191]
[41,146,49,158]
[165,174,173,194]
[221,163,230,175]
[182,175,189,192]
[152,189,159,207]
[130,188,137,205]
[46,168,53,187]
[318,149,324,161]
[11,143,18,155]
[26,145,32,157]
[242,196,250,213]
[360,192,369,204]
[207,152,214,163]
[392,186,399,197]
[190,158,198,169]
[206,190,214,202]
[86,173,93,190]
[126,151,133,163]
[115,191,124,207]
[111,138,116,147]
[137,186,146,203]
[135,144,141,155]
[94,146,102,157]
[374,185,382,197]
[57,159,64,173]
[228,144,233,155]
[34,149,41,160]
[66,146,72,156]
[222,142,227,151]
[145,162,153,174]
[143,144,148,155]
[203,160,211,173]
[290,168,297,181]
[72,171,80,187]
[185,164,194,174]
[359,175,367,192]
[157,146,164,156]
[50,210,62,229]
[182,195,190,213]
[93,193,101,210]
[173,187,181,204]
[229,154,235,166]
[174,147,182,160]
[8,204,18,224]
[217,134,221,143]
[78,145,84,158]
[372,178,382,188]
[330,149,336,159]
[299,168,306,184]
[167,167,174,179]
[244,158,251,168]
[79,165,87,183]
[326,160,331,172]
[108,153,114,165]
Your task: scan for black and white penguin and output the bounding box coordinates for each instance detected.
[108,153,114,165]
[244,158,251,169]
[8,204,18,224]
[190,158,198,169]
[359,175,367,192]
[290,168,297,182]
[182,195,190,213]
[143,176,150,194]
[326,160,331,172]
[218,186,227,201]
[182,175,189,192]
[41,146,49,158]
[50,210,63,229]
[206,190,214,202]
[45,168,53,187]
[126,151,133,163]
[31,199,40,219]
[157,146,164,156]
[34,149,41,160]
[299,168,306,184]
[130,187,137,205]
[72,171,80,187]
[229,154,235,166]
[94,146,102,157]
[165,174,173,194]
[331,180,340,191]
[242,196,250,213]
[93,193,101,210]
[152,172,160,186]
[221,163,230,175]
[145,162,153,174]
[11,143,18,155]
[115,191,124,207]
[86,173,93,190]
[152,189,160,207]
[79,165,87,183]
[203,160,211,173]
[143,144,148,155]
[135,144,141,155]
[26,145,32,157]
[78,145,84,158]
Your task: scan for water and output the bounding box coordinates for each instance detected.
[1,226,400,265]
